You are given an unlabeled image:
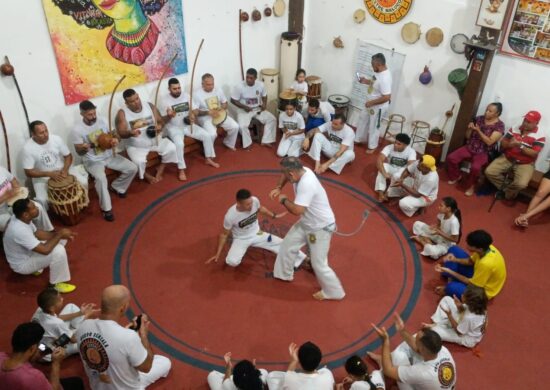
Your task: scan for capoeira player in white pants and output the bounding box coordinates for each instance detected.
[206,189,307,267]
[194,73,240,150]
[115,89,178,183]
[270,157,346,301]
[22,121,89,211]
[355,52,392,154]
[159,78,220,181]
[302,114,355,175]
[387,155,439,217]
[3,198,77,294]
[277,101,305,158]
[375,133,416,202]
[230,68,277,148]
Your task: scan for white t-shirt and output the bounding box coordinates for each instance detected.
[290,80,308,95]
[350,370,386,389]
[71,118,112,162]
[159,92,197,132]
[398,346,456,390]
[407,162,439,202]
[457,306,487,346]
[194,87,228,112]
[22,135,70,172]
[318,122,355,151]
[294,168,335,232]
[76,319,148,390]
[2,217,40,271]
[279,111,305,141]
[223,196,261,239]
[381,144,416,168]
[367,69,392,109]
[121,103,157,149]
[437,213,460,245]
[31,308,74,346]
[220,369,268,390]
[0,167,15,213]
[282,367,334,389]
[231,80,267,109]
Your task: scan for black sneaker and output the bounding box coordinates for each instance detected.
[109,186,127,198]
[102,210,115,222]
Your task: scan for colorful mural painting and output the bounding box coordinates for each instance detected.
[42,0,188,105]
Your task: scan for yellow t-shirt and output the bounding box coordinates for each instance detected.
[469,245,507,299]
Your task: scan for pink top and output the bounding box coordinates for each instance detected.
[0,352,52,390]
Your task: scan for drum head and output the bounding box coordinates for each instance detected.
[279,91,297,99]
[426,27,444,47]
[305,75,321,84]
[261,68,279,76]
[48,174,75,188]
[212,110,227,126]
[273,0,286,17]
[328,94,350,104]
[401,22,421,44]
[353,9,366,23]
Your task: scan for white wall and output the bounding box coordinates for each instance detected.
[0,0,287,179]
[303,0,550,170]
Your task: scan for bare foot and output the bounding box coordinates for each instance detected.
[410,235,422,245]
[206,158,220,168]
[144,173,158,184]
[434,285,446,296]
[313,290,326,300]
[314,164,322,174]
[365,149,376,154]
[155,165,165,182]
[261,143,273,148]
[465,186,475,196]
[377,191,388,202]
[178,170,187,181]
[421,322,436,329]
[223,143,236,151]
[366,351,382,366]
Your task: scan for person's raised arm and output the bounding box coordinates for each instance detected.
[223,352,233,380]
[286,342,300,372]
[394,313,417,352]
[269,174,289,200]
[371,324,399,381]
[135,315,154,373]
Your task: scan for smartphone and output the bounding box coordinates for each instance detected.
[356,72,361,82]
[38,343,52,355]
[53,334,71,348]
[130,314,142,332]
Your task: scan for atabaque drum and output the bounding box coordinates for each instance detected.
[278,91,298,111]
[328,94,350,118]
[47,175,89,226]
[305,75,322,102]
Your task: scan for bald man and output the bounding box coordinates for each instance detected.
[75,285,171,389]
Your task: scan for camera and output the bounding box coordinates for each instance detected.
[38,343,52,355]
[129,314,143,332]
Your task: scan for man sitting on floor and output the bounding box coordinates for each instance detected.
[375,133,416,202]
[387,155,439,217]
[302,113,355,175]
[3,198,77,293]
[369,313,457,390]
[303,98,333,133]
[435,229,507,300]
[205,188,306,267]
[485,110,545,200]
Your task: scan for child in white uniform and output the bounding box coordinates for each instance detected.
[290,68,308,110]
[207,352,269,390]
[336,355,385,390]
[277,102,306,158]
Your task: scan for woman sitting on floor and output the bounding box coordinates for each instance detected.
[515,167,550,227]
[207,352,267,390]
[411,197,462,259]
[423,285,488,349]
[336,355,385,389]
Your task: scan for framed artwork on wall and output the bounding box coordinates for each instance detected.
[500,0,550,65]
[476,0,508,30]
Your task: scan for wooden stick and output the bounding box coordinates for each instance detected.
[239,10,244,80]
[154,53,178,145]
[0,111,11,171]
[188,39,205,134]
[108,75,126,156]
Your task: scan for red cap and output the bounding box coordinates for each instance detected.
[524,111,541,123]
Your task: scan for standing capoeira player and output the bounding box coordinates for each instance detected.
[206,189,307,267]
[116,89,178,183]
[159,78,220,181]
[302,114,355,175]
[194,73,240,150]
[230,68,277,148]
[276,101,306,158]
[355,53,392,154]
[270,157,345,301]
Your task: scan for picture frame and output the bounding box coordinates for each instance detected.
[476,0,507,30]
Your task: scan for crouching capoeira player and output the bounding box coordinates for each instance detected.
[302,113,355,175]
[270,157,345,300]
[206,189,307,267]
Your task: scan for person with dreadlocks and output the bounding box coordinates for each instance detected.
[336,355,386,389]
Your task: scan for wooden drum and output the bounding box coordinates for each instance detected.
[328,94,351,118]
[47,175,89,226]
[305,75,322,102]
[260,68,279,115]
[278,91,298,111]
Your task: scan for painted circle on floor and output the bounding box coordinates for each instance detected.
[113,170,421,371]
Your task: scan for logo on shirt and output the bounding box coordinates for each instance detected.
[437,361,455,388]
[389,156,407,167]
[328,133,343,144]
[245,97,259,106]
[129,116,154,131]
[79,335,110,373]
[172,102,189,114]
[205,96,220,110]
[39,151,61,170]
[283,121,298,130]
[238,211,258,228]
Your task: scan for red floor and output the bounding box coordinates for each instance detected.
[1,141,549,389]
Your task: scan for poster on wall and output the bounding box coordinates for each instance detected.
[42,0,188,105]
[476,0,507,30]
[500,0,550,64]
[364,0,413,24]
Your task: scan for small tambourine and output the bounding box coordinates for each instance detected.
[145,125,157,138]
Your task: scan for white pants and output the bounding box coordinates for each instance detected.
[277,136,304,158]
[273,222,345,300]
[197,115,240,149]
[355,106,387,149]
[375,164,406,192]
[226,231,306,267]
[431,296,478,348]
[138,355,172,389]
[168,125,216,170]
[0,201,53,232]
[126,138,178,179]
[84,155,137,212]
[412,221,453,259]
[236,108,277,148]
[387,177,433,217]
[391,341,423,390]
[308,134,355,175]
[32,165,89,211]
[9,243,70,285]
[207,368,268,390]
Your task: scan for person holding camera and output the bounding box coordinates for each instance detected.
[75,285,171,389]
[0,322,84,390]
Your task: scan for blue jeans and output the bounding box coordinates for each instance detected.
[443,246,474,297]
[305,116,326,132]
